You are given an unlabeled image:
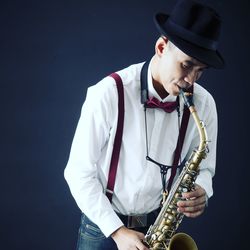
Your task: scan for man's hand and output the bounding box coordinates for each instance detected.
[177,184,207,218]
[111,226,149,250]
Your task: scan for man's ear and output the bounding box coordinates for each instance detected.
[155,36,169,57]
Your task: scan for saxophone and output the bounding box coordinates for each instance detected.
[144,89,209,250]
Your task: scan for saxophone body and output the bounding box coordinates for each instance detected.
[145,89,209,250]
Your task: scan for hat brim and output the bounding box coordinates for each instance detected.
[154,13,225,69]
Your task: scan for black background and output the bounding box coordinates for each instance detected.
[1,0,249,249]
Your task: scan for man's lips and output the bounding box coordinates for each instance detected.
[176,83,191,91]
[176,84,186,90]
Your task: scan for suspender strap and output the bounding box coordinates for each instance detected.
[166,85,193,193]
[106,73,125,202]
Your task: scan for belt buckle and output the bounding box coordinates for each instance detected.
[127,214,147,228]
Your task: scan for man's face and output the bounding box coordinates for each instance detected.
[157,42,208,96]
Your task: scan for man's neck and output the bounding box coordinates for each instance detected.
[152,80,169,99]
[150,55,169,99]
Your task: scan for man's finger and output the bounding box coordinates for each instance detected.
[136,240,149,250]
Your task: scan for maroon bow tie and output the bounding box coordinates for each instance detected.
[145,97,178,113]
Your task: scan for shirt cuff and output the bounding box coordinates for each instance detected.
[97,211,124,237]
[195,169,213,199]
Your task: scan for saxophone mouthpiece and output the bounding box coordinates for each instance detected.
[179,88,194,108]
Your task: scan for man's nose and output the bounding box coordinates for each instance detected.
[184,71,197,85]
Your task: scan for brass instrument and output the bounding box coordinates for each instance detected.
[145,89,209,250]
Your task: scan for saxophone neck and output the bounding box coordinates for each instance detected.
[179,88,208,153]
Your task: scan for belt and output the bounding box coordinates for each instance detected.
[116,208,160,229]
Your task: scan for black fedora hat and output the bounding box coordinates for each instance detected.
[154,0,225,69]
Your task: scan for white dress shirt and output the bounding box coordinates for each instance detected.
[64,60,218,237]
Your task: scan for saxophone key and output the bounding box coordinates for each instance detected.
[166,214,176,225]
[151,242,163,250]
[166,208,172,214]
[158,218,167,230]
[174,192,181,197]
[157,233,167,242]
[169,204,177,209]
[171,209,178,216]
[151,231,161,241]
[161,225,171,232]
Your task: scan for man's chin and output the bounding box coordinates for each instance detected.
[168,89,179,96]
[170,85,181,96]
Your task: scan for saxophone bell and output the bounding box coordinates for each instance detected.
[168,233,198,250]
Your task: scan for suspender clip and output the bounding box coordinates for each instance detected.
[106,189,114,194]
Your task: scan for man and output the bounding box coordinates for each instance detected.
[64,0,224,249]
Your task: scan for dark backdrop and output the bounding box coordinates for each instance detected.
[1,0,249,249]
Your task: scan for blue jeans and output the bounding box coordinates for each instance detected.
[76,212,157,250]
[76,214,118,250]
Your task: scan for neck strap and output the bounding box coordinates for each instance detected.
[140,61,150,104]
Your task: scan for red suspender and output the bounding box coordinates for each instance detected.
[106,73,124,202]
[166,85,193,192]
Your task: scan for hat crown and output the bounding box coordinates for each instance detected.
[170,0,221,41]
[154,0,225,68]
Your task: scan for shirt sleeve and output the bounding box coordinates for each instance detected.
[191,92,218,199]
[64,79,124,237]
